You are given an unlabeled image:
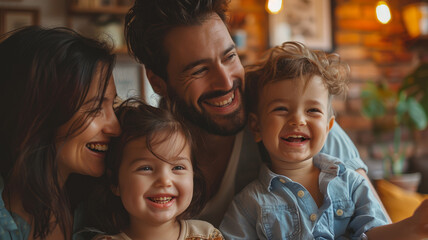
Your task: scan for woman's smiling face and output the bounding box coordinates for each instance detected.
[55,71,121,180]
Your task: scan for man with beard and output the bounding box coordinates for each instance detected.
[124,0,389,226]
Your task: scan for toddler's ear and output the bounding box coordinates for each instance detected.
[327,116,335,132]
[249,113,262,142]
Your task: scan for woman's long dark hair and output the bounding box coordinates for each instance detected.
[0,26,115,239]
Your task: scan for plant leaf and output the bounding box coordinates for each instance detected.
[407,97,428,130]
[396,92,407,122]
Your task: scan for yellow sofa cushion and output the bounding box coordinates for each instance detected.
[376,179,428,223]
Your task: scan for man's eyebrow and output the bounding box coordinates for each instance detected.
[181,44,236,73]
[222,44,236,56]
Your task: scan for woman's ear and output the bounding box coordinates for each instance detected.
[146,69,167,97]
[249,112,262,142]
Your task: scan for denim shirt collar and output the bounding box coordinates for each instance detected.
[315,152,346,176]
[0,175,19,232]
[259,153,346,192]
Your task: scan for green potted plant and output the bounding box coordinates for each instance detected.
[361,80,427,191]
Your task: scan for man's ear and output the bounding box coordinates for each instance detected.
[327,116,335,132]
[146,69,167,97]
[249,113,262,142]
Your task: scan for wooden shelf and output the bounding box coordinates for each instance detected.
[68,5,130,15]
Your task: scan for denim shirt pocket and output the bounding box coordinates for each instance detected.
[332,200,354,236]
[260,204,300,240]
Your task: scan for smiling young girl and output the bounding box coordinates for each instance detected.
[89,99,224,240]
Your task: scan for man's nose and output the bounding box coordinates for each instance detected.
[211,64,234,90]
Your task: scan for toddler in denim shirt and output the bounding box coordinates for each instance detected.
[220,41,428,240]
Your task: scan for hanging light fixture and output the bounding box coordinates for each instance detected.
[376,1,392,24]
[266,0,282,14]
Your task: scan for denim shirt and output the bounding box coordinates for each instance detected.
[220,153,388,240]
[0,176,30,240]
[234,123,368,195]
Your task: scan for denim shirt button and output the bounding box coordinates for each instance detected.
[336,209,344,216]
[297,190,305,198]
[310,213,317,222]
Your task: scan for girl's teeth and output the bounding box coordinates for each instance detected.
[150,196,173,203]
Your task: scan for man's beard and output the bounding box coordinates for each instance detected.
[167,80,247,136]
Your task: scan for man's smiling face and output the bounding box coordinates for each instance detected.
[162,13,246,136]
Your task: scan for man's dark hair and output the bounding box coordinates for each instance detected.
[125,0,230,80]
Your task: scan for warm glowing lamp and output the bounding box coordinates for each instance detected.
[402,2,428,38]
[376,1,392,24]
[266,0,282,14]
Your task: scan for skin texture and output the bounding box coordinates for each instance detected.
[113,131,193,239]
[149,13,246,136]
[249,76,333,206]
[249,76,334,175]
[56,73,121,182]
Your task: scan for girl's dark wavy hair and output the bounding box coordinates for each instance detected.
[87,98,206,233]
[0,26,115,239]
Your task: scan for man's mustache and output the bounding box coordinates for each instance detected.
[198,79,242,103]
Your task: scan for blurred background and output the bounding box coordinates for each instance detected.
[1,0,428,219]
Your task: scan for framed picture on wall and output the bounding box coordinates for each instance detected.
[0,8,40,35]
[269,0,334,52]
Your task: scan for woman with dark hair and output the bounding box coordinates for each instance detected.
[0,26,121,240]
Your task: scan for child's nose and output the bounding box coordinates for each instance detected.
[155,173,173,188]
[288,114,306,126]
